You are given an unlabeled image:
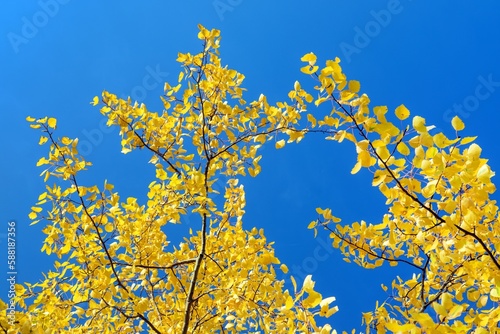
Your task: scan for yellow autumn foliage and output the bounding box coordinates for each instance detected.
[2,24,498,334]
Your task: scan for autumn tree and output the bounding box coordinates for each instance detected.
[299,54,499,331]
[1,24,498,333]
[1,25,336,334]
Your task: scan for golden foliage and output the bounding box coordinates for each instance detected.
[2,24,498,333]
[302,51,499,332]
[2,25,336,333]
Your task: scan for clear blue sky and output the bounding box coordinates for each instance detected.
[1,1,500,331]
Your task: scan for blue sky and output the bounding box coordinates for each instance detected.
[1,1,500,331]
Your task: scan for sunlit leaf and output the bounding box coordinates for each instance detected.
[451,115,465,131]
[395,104,410,120]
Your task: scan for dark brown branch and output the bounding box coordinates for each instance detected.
[420,262,465,312]
[315,84,500,271]
[322,222,424,272]
[454,224,500,270]
[113,258,196,270]
[182,44,211,334]
[45,126,166,333]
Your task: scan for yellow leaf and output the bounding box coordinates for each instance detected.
[373,106,388,123]
[303,290,322,308]
[38,136,48,145]
[197,24,210,39]
[374,122,400,137]
[61,137,72,145]
[477,295,488,308]
[411,312,434,326]
[300,52,317,65]
[275,139,285,149]
[38,192,47,201]
[448,305,463,320]
[375,146,390,161]
[460,136,477,145]
[91,96,99,106]
[320,296,336,307]
[74,290,88,304]
[156,168,167,180]
[300,65,319,74]
[467,289,480,302]
[340,90,355,101]
[412,116,427,132]
[385,322,416,332]
[28,212,37,220]
[396,142,410,156]
[441,292,453,309]
[248,167,260,177]
[36,157,49,166]
[433,132,455,148]
[358,150,373,167]
[302,275,315,291]
[26,116,36,122]
[324,305,339,318]
[285,295,294,310]
[395,104,410,120]
[322,116,339,128]
[477,164,494,182]
[307,113,317,127]
[475,328,489,334]
[421,180,437,198]
[60,241,71,255]
[291,276,297,293]
[348,80,360,93]
[371,139,385,148]
[467,143,482,160]
[319,297,338,317]
[135,299,149,314]
[280,264,289,274]
[451,115,465,131]
[351,161,362,175]
[315,97,329,106]
[48,117,57,129]
[31,206,42,213]
[254,134,266,144]
[433,302,447,317]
